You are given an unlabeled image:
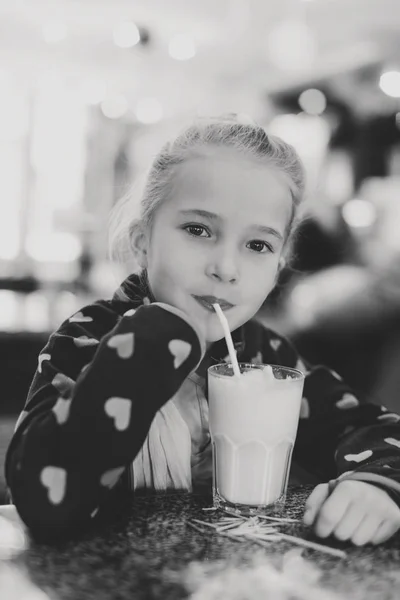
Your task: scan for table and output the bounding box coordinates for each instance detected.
[1,486,400,600]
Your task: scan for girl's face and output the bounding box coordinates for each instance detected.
[139,148,292,344]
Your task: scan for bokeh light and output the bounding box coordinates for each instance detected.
[26,232,82,262]
[101,95,129,119]
[42,21,68,44]
[135,98,163,124]
[168,34,196,61]
[379,71,400,98]
[113,21,141,48]
[298,89,327,115]
[81,79,108,106]
[341,198,377,228]
[267,21,316,71]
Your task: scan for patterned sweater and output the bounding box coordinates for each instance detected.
[5,273,400,540]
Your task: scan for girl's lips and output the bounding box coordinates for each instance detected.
[192,295,234,312]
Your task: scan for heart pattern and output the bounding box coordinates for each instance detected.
[38,353,51,373]
[105,397,132,431]
[378,413,400,423]
[69,311,93,323]
[52,373,75,397]
[73,336,99,348]
[52,398,72,424]
[270,339,281,352]
[100,467,125,488]
[336,393,359,410]
[123,308,136,317]
[344,450,373,463]
[107,333,134,359]
[300,397,310,419]
[40,466,67,504]
[250,351,263,366]
[385,437,400,449]
[329,370,342,381]
[168,339,191,369]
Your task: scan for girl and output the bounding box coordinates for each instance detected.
[6,115,400,546]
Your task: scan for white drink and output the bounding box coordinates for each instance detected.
[208,364,304,508]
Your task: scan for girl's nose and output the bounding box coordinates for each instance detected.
[205,251,239,283]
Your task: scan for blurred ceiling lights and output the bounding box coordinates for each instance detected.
[1,0,400,124]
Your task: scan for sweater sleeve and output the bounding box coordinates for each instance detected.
[5,301,205,540]
[259,328,400,505]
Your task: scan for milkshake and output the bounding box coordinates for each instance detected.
[208,363,304,514]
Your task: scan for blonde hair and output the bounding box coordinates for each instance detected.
[108,114,306,270]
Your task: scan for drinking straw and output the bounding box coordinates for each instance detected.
[277,533,347,558]
[212,303,241,378]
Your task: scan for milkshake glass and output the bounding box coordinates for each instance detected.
[208,363,304,516]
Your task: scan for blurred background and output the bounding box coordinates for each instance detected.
[2,0,400,498]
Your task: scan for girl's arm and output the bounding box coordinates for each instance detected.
[5,302,205,540]
[259,328,400,505]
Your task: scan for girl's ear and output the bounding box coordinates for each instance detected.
[129,221,149,269]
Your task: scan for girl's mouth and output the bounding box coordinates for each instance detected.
[192,295,234,312]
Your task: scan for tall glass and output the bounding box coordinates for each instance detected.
[208,363,304,516]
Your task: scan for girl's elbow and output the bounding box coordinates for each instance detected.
[6,473,94,543]
[13,497,93,543]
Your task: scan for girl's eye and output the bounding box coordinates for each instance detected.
[247,240,273,254]
[184,224,210,238]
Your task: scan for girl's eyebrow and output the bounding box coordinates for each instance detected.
[178,209,283,241]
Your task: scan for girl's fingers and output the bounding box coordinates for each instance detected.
[351,515,382,546]
[303,484,330,526]
[333,502,365,541]
[371,520,399,545]
[313,486,352,539]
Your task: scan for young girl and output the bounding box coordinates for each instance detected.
[5,115,400,546]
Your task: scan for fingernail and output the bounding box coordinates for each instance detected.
[303,510,313,525]
[315,525,330,538]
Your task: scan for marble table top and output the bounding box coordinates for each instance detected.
[1,486,400,600]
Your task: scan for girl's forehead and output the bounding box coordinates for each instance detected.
[167,149,293,219]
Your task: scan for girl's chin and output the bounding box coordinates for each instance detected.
[205,323,237,345]
[204,329,225,345]
[205,310,249,344]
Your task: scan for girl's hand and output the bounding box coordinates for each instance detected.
[303,480,400,546]
[151,302,207,346]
